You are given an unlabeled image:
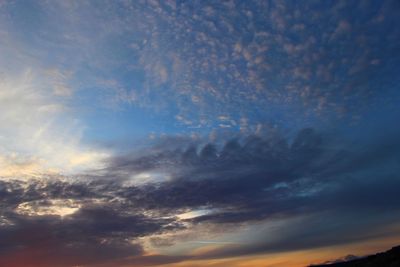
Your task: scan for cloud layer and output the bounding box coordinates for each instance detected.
[1,127,399,266]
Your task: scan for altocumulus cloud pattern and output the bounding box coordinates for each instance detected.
[0,1,399,266]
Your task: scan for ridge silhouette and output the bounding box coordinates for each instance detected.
[310,245,400,267]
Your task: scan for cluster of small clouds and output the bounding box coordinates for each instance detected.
[1,127,399,265]
[2,0,398,131]
[109,0,400,127]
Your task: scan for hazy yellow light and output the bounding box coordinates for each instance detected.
[16,199,81,217]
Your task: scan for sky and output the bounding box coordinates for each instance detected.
[0,0,399,266]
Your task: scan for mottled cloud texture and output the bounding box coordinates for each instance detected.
[0,0,400,266]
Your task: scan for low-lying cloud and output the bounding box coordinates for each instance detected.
[1,127,399,266]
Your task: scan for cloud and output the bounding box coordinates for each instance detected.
[45,68,73,97]
[0,179,185,266]
[0,69,108,178]
[331,20,351,39]
[102,126,400,254]
[103,126,400,211]
[1,126,398,264]
[2,0,399,132]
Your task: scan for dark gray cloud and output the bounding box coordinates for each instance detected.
[0,180,182,266]
[1,127,399,265]
[103,126,400,258]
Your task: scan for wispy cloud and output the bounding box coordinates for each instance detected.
[0,69,107,178]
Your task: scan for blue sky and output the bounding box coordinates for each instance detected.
[0,1,399,266]
[2,0,399,146]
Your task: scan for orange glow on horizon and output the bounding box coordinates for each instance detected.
[1,234,399,267]
[157,235,400,267]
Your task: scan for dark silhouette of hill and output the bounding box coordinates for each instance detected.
[309,245,400,267]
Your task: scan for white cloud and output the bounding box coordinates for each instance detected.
[0,69,107,179]
[45,68,73,97]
